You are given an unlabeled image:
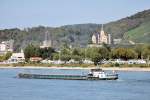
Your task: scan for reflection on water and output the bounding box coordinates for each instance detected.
[0,68,150,100]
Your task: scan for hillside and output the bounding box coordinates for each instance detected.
[124,20,150,43]
[0,9,150,51]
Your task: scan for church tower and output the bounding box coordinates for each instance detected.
[99,24,108,44]
[40,31,52,48]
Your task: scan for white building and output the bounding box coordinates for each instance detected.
[0,40,14,55]
[8,50,25,63]
[113,39,122,44]
[0,43,6,51]
[91,34,97,44]
[127,59,146,64]
[83,59,94,64]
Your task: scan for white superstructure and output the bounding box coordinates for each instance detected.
[88,68,118,79]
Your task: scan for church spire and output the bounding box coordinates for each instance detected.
[101,24,103,31]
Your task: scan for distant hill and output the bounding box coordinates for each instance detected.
[0,9,150,51]
[124,19,150,43]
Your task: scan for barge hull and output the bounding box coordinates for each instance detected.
[18,73,118,80]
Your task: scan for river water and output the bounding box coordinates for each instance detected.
[0,68,150,100]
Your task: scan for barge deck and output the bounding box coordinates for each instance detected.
[18,73,88,80]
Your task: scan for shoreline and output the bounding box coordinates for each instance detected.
[0,66,150,72]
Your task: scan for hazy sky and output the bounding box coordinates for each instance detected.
[0,0,150,29]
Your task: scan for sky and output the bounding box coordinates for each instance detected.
[0,0,150,29]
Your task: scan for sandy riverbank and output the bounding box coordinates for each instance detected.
[0,66,150,71]
[102,67,150,72]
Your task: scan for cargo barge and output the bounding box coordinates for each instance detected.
[18,69,118,80]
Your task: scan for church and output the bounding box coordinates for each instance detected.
[92,24,111,45]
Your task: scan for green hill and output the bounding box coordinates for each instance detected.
[124,20,150,43]
[0,9,150,51]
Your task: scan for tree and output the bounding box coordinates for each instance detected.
[24,44,37,61]
[102,43,111,52]
[134,45,143,59]
[24,44,55,61]
[125,48,138,59]
[111,48,137,60]
[72,55,83,62]
[60,45,71,55]
[91,52,102,65]
[142,45,150,59]
[0,56,5,62]
[86,47,106,65]
[39,47,55,59]
[52,53,59,60]
[4,52,12,60]
[72,48,80,56]
[0,52,12,61]
[60,55,71,63]
[98,47,110,60]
